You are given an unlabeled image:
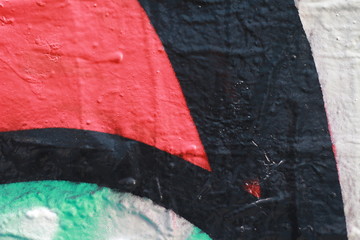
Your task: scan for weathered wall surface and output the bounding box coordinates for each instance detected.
[0,0,353,239]
[296,1,360,239]
[0,181,208,240]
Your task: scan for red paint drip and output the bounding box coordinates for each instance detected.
[0,0,210,170]
[244,180,261,198]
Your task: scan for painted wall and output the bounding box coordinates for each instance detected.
[297,1,360,239]
[0,0,355,239]
[0,181,209,240]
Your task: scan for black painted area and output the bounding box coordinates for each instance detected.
[0,0,348,239]
[0,128,255,237]
[137,0,346,239]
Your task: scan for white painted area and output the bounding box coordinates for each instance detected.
[0,207,59,240]
[25,207,58,221]
[296,0,360,239]
[99,193,194,240]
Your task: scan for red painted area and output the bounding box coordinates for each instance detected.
[332,144,337,157]
[244,180,261,198]
[0,0,210,170]
[327,123,338,164]
[326,118,341,179]
[329,127,337,157]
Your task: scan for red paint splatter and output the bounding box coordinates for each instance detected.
[0,0,210,170]
[244,180,261,198]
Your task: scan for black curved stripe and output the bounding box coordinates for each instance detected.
[0,128,253,239]
[0,127,346,240]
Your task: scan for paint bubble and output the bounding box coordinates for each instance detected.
[0,16,14,24]
[106,51,123,63]
[118,177,137,187]
[92,42,99,48]
[36,1,46,7]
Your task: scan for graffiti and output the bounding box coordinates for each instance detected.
[297,1,360,239]
[0,0,351,239]
[0,0,209,170]
[0,181,210,240]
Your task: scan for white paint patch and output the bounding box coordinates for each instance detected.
[98,193,194,240]
[296,0,360,239]
[25,207,58,221]
[0,207,59,240]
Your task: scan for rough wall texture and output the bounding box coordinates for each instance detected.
[0,181,209,240]
[0,0,353,239]
[297,0,360,239]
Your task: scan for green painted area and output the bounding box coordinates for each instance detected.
[0,181,107,240]
[187,227,212,240]
[0,181,211,240]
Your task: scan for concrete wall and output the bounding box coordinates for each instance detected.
[297,1,360,239]
[0,0,355,239]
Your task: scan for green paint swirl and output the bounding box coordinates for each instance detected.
[0,181,211,240]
